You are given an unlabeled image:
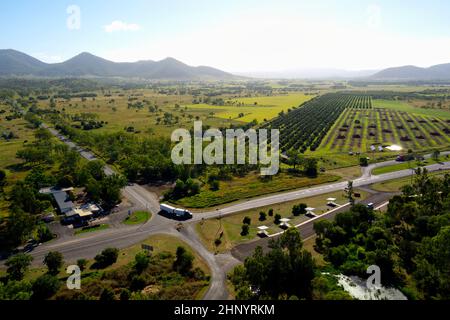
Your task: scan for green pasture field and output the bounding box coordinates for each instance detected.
[37,90,241,137]
[186,93,314,123]
[371,157,447,175]
[0,114,35,171]
[373,99,450,119]
[37,91,314,138]
[0,109,37,217]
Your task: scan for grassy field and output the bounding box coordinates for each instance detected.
[186,93,314,123]
[326,165,362,180]
[372,162,424,175]
[123,210,151,225]
[373,99,450,119]
[38,90,242,137]
[0,116,35,172]
[195,189,368,253]
[173,172,340,208]
[0,109,38,217]
[38,91,313,138]
[372,157,447,175]
[371,170,450,192]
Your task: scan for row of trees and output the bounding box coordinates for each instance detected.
[264,94,351,153]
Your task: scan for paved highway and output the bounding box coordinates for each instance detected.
[20,124,450,299]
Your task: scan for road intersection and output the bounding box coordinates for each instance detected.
[19,125,450,299]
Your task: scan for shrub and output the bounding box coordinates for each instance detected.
[259,211,267,221]
[134,251,150,274]
[100,288,116,301]
[274,214,282,225]
[32,274,60,300]
[77,259,87,272]
[94,248,119,269]
[173,246,194,276]
[120,288,131,301]
[241,224,250,236]
[292,204,307,216]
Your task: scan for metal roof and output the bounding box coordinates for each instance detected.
[53,191,74,213]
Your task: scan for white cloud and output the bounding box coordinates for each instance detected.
[103,20,140,33]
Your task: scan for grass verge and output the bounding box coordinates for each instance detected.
[174,172,340,208]
[123,211,151,225]
[74,224,110,235]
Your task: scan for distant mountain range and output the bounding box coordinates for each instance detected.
[236,68,379,79]
[0,49,236,80]
[371,63,450,80]
[240,63,450,80]
[2,49,450,81]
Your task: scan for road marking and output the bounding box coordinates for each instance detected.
[375,201,389,210]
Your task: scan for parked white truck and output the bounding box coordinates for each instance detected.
[160,203,193,219]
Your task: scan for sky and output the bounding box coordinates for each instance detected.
[1,0,450,73]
